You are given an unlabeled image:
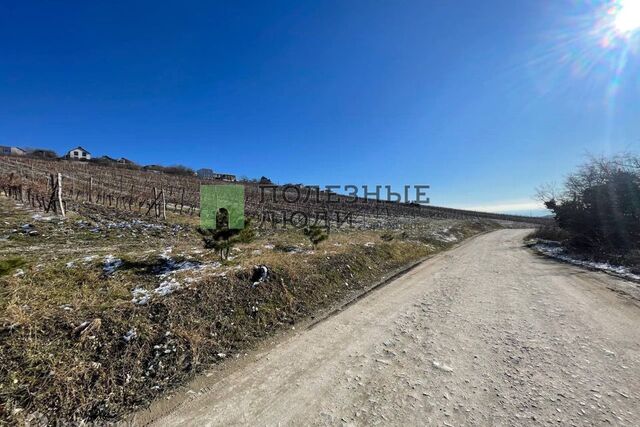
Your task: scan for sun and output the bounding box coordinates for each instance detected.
[613,0,640,34]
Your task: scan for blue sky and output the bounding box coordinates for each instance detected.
[1,1,639,215]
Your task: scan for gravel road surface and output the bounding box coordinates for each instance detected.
[142,229,640,426]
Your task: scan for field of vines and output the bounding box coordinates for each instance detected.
[0,155,547,226]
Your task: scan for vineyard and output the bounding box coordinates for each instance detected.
[0,155,547,226]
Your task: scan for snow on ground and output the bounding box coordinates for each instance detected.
[32,214,56,222]
[131,288,151,305]
[153,278,182,296]
[106,219,164,230]
[131,278,189,305]
[103,255,124,275]
[431,227,459,243]
[122,329,137,342]
[533,242,640,282]
[157,248,220,278]
[131,249,222,305]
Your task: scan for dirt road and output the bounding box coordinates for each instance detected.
[142,229,640,426]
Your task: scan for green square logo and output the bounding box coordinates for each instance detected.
[200,185,245,230]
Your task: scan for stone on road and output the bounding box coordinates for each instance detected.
[143,229,640,426]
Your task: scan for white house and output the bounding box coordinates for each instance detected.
[0,146,26,156]
[66,146,91,161]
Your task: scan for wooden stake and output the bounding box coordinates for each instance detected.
[57,173,65,217]
[161,188,167,220]
[153,187,158,217]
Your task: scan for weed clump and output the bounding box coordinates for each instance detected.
[0,257,25,277]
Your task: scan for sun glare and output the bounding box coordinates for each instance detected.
[613,0,640,34]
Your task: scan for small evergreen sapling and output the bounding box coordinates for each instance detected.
[198,209,255,260]
[303,225,329,248]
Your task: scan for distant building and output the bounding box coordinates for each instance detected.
[0,146,26,156]
[66,146,91,161]
[217,173,237,182]
[98,155,118,163]
[197,168,216,178]
[95,156,136,167]
[197,168,236,182]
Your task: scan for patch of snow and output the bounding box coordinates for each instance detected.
[131,288,151,305]
[123,329,137,342]
[533,243,640,281]
[131,279,188,305]
[130,252,222,305]
[32,214,55,221]
[13,269,25,277]
[263,244,275,250]
[154,279,182,296]
[103,255,124,275]
[157,256,213,279]
[432,230,458,243]
[105,220,164,231]
[364,242,375,247]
